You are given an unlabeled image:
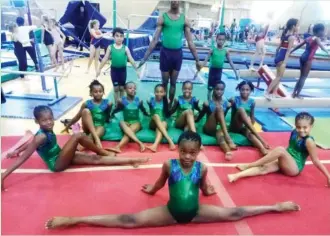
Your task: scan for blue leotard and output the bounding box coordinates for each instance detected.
[274,34,292,65]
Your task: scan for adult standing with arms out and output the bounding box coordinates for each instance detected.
[138,1,202,107]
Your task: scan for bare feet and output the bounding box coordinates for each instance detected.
[168,142,176,151]
[45,217,76,229]
[275,201,300,212]
[146,145,157,153]
[139,143,146,152]
[225,152,233,161]
[106,147,121,154]
[236,164,249,171]
[227,174,237,183]
[131,157,151,168]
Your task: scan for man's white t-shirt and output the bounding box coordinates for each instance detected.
[15,25,37,47]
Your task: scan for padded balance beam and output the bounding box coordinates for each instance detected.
[254,97,330,108]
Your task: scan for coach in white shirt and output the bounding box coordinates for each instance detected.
[15,17,39,76]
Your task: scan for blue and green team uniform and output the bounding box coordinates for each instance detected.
[167,159,202,223]
[176,96,197,118]
[149,97,165,121]
[122,96,140,124]
[36,129,61,172]
[85,99,109,127]
[207,99,229,129]
[287,130,314,172]
[229,96,255,131]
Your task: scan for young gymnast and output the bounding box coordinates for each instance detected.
[228,112,330,186]
[110,82,149,153]
[1,106,150,191]
[146,84,176,152]
[41,15,56,67]
[265,18,299,99]
[63,80,112,149]
[86,20,103,74]
[170,81,200,133]
[229,81,269,155]
[249,24,270,71]
[196,81,236,160]
[45,131,300,230]
[203,32,238,101]
[290,23,330,99]
[97,27,138,103]
[49,19,66,71]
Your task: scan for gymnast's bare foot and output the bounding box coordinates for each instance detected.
[146,145,157,153]
[236,164,250,171]
[225,152,233,161]
[131,157,151,168]
[275,201,300,212]
[45,217,77,229]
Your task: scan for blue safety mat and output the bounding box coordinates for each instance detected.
[278,108,330,118]
[1,94,82,120]
[138,10,159,31]
[141,62,205,84]
[1,58,17,68]
[254,108,293,132]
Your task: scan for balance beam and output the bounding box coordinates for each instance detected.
[254,97,330,108]
[237,69,330,79]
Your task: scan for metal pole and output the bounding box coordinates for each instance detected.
[113,0,116,28]
[219,0,225,32]
[26,0,32,25]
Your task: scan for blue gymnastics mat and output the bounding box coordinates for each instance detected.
[1,94,82,120]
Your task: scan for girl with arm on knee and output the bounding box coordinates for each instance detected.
[170,81,200,133]
[228,112,330,187]
[46,131,299,230]
[265,18,299,100]
[196,81,236,160]
[229,81,269,155]
[290,23,330,99]
[146,84,175,152]
[63,80,112,148]
[1,106,150,191]
[110,82,149,153]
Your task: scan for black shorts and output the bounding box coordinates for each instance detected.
[160,47,183,72]
[111,67,127,87]
[208,67,223,90]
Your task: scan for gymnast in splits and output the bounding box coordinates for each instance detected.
[46,131,300,229]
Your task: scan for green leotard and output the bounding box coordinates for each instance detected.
[85,99,109,127]
[232,96,255,116]
[110,44,127,68]
[162,13,185,49]
[122,96,140,124]
[149,97,165,121]
[286,130,314,172]
[210,47,227,69]
[208,99,229,130]
[167,159,202,223]
[176,96,197,118]
[36,129,61,172]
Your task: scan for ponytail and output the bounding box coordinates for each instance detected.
[281,18,298,42]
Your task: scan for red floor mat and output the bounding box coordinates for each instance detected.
[2,134,330,235]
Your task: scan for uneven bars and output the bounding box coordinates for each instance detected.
[1,69,67,77]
